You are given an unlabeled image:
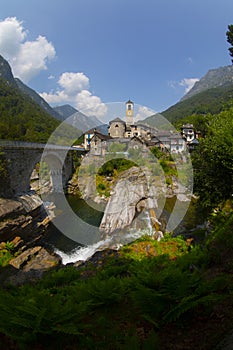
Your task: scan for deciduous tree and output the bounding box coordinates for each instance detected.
[226,24,233,63]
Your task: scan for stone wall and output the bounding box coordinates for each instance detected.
[0,147,74,197]
[109,121,126,138]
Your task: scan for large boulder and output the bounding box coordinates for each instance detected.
[100,166,160,234]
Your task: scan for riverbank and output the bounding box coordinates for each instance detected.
[0,205,232,349]
[0,192,63,285]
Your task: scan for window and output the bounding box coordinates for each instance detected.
[115,124,119,127]
[128,104,131,110]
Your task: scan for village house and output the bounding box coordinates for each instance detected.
[84,100,190,155]
[181,123,200,151]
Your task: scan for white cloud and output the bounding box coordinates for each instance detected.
[168,80,177,89]
[135,106,155,120]
[58,72,89,95]
[0,17,106,118]
[75,90,107,118]
[40,72,107,118]
[0,17,55,82]
[168,77,199,94]
[179,78,199,93]
[40,90,69,104]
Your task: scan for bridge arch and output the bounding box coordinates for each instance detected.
[0,141,77,198]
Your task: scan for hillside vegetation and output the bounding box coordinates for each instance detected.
[142,83,233,125]
[0,79,60,143]
[0,79,81,144]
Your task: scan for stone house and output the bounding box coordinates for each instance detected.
[181,123,199,151]
[169,134,186,153]
[84,100,191,155]
[89,132,112,156]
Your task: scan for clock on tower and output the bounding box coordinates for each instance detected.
[126,99,134,125]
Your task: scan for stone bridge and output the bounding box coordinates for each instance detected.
[0,140,86,198]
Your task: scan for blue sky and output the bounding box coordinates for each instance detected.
[0,0,233,121]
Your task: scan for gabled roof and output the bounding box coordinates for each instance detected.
[91,132,112,141]
[155,130,171,137]
[181,123,194,128]
[109,117,126,124]
[169,133,184,139]
[126,99,134,104]
[130,135,144,144]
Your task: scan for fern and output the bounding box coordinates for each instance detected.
[163,293,223,323]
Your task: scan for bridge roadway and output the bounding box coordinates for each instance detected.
[0,139,85,152]
[0,140,86,197]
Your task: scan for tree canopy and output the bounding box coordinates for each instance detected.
[192,108,233,208]
[226,24,233,63]
[0,78,60,143]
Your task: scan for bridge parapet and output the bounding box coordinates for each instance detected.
[0,139,85,151]
[0,141,85,198]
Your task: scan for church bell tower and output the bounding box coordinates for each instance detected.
[126,99,134,125]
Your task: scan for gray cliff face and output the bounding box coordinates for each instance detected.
[181,65,233,101]
[15,78,62,120]
[99,166,160,235]
[54,105,104,131]
[65,111,103,132]
[0,55,17,87]
[53,104,78,120]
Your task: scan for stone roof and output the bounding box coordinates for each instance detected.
[109,117,126,124]
[169,133,183,139]
[181,124,194,128]
[92,132,112,141]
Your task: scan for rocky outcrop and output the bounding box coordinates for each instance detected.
[0,55,17,87]
[9,246,61,271]
[100,166,161,235]
[0,192,61,285]
[1,245,61,286]
[0,193,49,243]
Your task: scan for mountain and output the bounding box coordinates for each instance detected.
[141,83,233,125]
[15,78,62,120]
[181,65,233,101]
[0,78,60,142]
[53,104,78,121]
[141,65,233,126]
[0,55,17,87]
[163,83,233,122]
[53,104,103,132]
[66,111,104,133]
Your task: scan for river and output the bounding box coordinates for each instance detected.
[42,194,207,265]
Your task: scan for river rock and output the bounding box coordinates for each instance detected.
[9,246,61,271]
[100,166,160,234]
[0,192,49,242]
